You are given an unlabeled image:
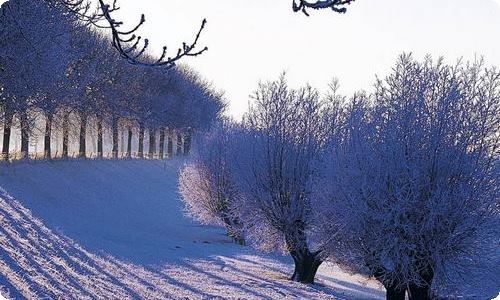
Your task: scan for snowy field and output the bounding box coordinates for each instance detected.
[0,159,384,299]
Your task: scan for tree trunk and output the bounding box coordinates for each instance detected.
[97,116,103,158]
[222,216,244,245]
[20,113,29,159]
[112,117,119,158]
[176,133,182,156]
[2,112,12,161]
[183,131,192,155]
[44,114,52,159]
[127,126,132,158]
[138,123,144,158]
[148,128,156,159]
[159,128,165,159]
[62,112,69,158]
[289,250,322,284]
[78,112,87,158]
[408,268,433,300]
[385,285,406,300]
[167,130,173,158]
[374,268,407,300]
[285,228,322,284]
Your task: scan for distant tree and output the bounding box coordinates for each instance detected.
[0,0,225,160]
[0,0,70,159]
[179,121,245,244]
[315,55,500,300]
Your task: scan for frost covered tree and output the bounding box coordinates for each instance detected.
[315,55,500,299]
[0,0,70,159]
[179,121,244,244]
[229,75,331,283]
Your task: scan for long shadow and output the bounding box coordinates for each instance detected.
[154,266,221,299]
[0,204,98,298]
[215,258,322,299]
[0,271,23,300]
[177,260,274,300]
[234,254,293,274]
[101,256,189,299]
[0,189,235,299]
[0,193,145,299]
[317,275,385,299]
[0,161,203,265]
[0,226,90,298]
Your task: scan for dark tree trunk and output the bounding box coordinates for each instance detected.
[408,268,433,300]
[374,268,406,300]
[62,112,69,158]
[112,118,119,158]
[148,128,156,159]
[127,126,132,158]
[176,133,182,156]
[2,112,12,161]
[222,216,244,245]
[138,123,144,158]
[97,116,103,158]
[285,228,322,284]
[289,250,322,284]
[44,114,52,159]
[78,112,87,158]
[20,113,29,159]
[167,130,173,158]
[159,128,165,159]
[183,131,192,155]
[385,285,406,300]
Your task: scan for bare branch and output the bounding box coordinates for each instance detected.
[43,0,208,69]
[292,0,355,16]
[97,0,207,69]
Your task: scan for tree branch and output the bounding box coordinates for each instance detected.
[97,0,207,69]
[292,0,355,16]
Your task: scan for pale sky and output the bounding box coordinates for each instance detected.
[6,0,500,118]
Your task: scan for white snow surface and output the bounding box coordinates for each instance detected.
[0,159,384,299]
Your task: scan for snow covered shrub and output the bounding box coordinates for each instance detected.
[230,75,333,283]
[178,122,245,244]
[315,55,500,300]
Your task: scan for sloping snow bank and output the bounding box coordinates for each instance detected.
[0,159,383,299]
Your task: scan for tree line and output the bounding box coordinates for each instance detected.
[0,0,225,161]
[180,55,500,300]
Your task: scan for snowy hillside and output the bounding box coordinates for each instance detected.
[0,159,384,299]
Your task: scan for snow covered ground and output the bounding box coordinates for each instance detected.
[0,159,384,299]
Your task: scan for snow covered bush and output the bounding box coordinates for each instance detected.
[315,55,500,300]
[229,75,333,283]
[178,121,244,244]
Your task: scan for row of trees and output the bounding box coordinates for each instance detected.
[179,55,500,300]
[0,0,225,161]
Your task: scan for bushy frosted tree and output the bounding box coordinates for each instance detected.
[229,75,331,283]
[179,121,244,244]
[315,55,500,299]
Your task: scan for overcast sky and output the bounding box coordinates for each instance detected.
[6,0,500,118]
